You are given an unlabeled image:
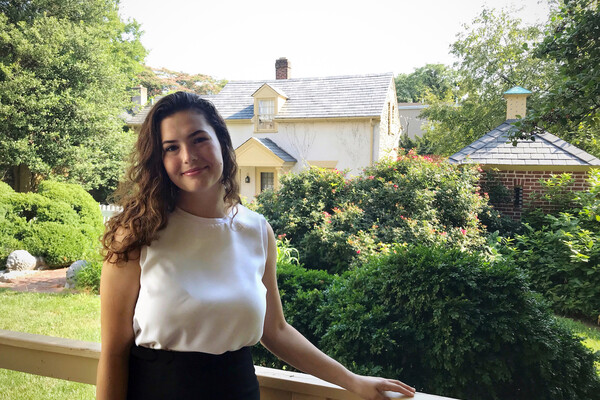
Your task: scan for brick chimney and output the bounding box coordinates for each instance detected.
[503,86,532,120]
[275,57,291,80]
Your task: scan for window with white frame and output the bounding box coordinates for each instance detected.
[258,99,275,130]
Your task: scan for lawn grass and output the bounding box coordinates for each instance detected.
[556,316,600,374]
[0,289,100,400]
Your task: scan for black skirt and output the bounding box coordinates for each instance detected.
[127,345,260,400]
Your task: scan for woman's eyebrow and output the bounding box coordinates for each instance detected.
[162,130,207,145]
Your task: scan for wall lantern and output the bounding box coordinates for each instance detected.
[245,175,250,183]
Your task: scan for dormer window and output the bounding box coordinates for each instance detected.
[252,83,287,133]
[258,99,275,130]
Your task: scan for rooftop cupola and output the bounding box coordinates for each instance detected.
[503,86,532,120]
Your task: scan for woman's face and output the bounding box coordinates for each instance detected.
[160,110,224,201]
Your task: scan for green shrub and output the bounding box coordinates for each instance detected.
[0,236,21,269]
[523,173,578,229]
[4,192,80,225]
[256,152,488,272]
[0,182,16,266]
[0,181,103,268]
[315,245,600,400]
[351,154,484,230]
[478,202,523,237]
[276,261,335,343]
[37,180,104,231]
[299,204,384,273]
[253,242,336,370]
[75,260,102,293]
[22,222,96,267]
[480,169,512,207]
[503,170,600,322]
[0,181,14,196]
[575,169,600,230]
[506,214,600,322]
[255,167,347,250]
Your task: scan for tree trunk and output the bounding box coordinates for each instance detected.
[13,164,33,192]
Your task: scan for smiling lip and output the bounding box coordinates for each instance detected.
[181,167,205,176]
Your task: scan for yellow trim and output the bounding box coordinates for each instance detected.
[235,138,296,167]
[225,116,381,124]
[252,84,288,101]
[274,116,380,123]
[307,160,338,169]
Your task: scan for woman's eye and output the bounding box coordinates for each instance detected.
[164,145,178,153]
[193,137,207,144]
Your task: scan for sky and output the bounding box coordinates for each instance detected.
[117,0,551,81]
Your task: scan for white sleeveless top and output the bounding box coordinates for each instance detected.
[132,205,268,354]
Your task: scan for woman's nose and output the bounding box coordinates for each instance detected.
[181,146,198,163]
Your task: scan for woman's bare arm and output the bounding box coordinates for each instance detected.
[96,246,141,400]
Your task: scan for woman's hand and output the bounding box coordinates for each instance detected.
[349,374,416,399]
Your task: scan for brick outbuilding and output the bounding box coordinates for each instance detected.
[448,87,600,219]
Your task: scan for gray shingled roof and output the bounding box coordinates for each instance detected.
[448,120,600,166]
[126,100,158,126]
[211,73,394,120]
[257,138,297,162]
[126,94,216,126]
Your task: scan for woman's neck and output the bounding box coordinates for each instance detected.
[176,188,227,218]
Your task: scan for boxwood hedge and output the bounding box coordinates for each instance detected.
[315,245,600,399]
[0,181,103,268]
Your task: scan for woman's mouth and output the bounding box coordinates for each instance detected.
[182,167,205,176]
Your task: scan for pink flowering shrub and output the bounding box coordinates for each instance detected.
[255,151,488,272]
[300,203,387,273]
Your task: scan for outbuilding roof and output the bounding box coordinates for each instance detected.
[448,120,600,166]
[211,73,394,120]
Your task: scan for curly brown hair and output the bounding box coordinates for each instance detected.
[103,92,240,263]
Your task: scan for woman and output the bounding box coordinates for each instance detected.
[96,92,415,400]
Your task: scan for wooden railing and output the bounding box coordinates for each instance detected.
[0,329,453,399]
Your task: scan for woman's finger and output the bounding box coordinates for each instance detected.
[380,379,416,397]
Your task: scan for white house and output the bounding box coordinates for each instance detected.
[397,103,428,140]
[129,58,402,199]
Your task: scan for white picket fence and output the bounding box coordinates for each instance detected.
[99,204,123,223]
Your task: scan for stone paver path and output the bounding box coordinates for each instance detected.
[0,268,67,293]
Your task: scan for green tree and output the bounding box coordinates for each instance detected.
[395,63,456,103]
[421,8,556,155]
[0,0,146,200]
[514,0,600,156]
[137,66,227,98]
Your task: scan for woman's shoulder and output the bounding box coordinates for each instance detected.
[233,204,263,221]
[232,204,268,230]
